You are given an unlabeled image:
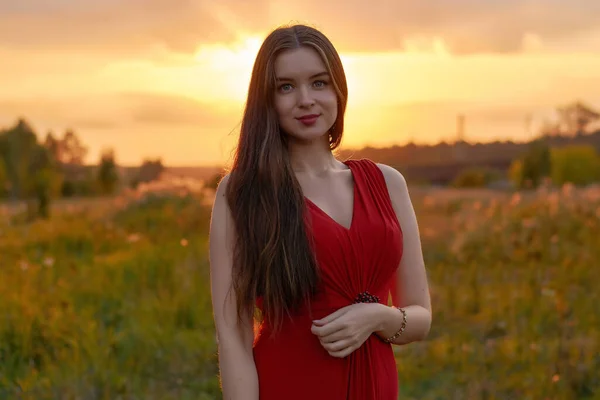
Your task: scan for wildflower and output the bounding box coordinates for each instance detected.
[522,218,536,229]
[423,196,435,208]
[561,183,574,197]
[127,233,141,243]
[510,193,521,206]
[530,343,538,351]
[180,238,189,247]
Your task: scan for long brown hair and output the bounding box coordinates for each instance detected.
[225,24,349,332]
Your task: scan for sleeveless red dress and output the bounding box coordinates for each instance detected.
[253,159,404,400]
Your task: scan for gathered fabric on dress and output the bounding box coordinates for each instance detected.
[253,159,404,400]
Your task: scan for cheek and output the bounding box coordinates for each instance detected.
[323,93,338,117]
[273,97,284,117]
[274,97,295,133]
[274,96,294,119]
[319,88,337,106]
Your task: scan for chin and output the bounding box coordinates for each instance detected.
[284,121,332,143]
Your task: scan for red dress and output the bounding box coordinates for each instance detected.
[253,159,404,400]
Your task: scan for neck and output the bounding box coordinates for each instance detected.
[288,135,341,175]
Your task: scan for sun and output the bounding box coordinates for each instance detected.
[194,36,262,71]
[193,36,263,102]
[192,35,365,106]
[339,55,361,106]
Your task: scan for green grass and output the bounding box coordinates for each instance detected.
[1,187,599,399]
[402,188,600,399]
[0,193,220,399]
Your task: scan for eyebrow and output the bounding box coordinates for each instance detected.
[276,71,329,82]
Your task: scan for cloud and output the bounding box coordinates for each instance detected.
[1,0,599,55]
[0,92,238,133]
[120,92,239,128]
[314,0,600,54]
[0,0,270,55]
[0,91,243,165]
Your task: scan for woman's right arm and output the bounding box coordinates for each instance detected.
[209,174,259,400]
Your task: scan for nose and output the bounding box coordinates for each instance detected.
[297,85,315,108]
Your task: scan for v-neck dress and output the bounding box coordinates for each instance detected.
[253,158,404,400]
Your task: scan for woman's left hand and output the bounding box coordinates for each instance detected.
[311,303,382,358]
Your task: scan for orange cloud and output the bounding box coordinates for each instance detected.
[0,92,239,138]
[1,1,600,55]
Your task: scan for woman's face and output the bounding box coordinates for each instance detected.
[273,46,338,143]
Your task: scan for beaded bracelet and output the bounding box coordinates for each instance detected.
[383,307,407,344]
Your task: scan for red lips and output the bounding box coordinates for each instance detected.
[297,114,320,120]
[296,114,320,126]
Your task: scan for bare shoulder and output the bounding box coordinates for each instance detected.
[375,163,406,185]
[214,172,231,200]
[210,172,232,236]
[212,173,231,211]
[373,162,418,229]
[375,163,409,202]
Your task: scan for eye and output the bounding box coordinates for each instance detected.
[279,83,293,92]
[313,80,327,88]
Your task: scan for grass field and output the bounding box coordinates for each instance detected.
[1,185,599,399]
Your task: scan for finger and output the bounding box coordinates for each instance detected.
[319,329,349,344]
[312,306,349,325]
[312,320,345,337]
[328,343,357,359]
[322,338,353,352]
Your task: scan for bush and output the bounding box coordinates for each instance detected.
[509,140,551,189]
[0,160,7,197]
[452,167,500,188]
[550,145,600,186]
[97,149,120,195]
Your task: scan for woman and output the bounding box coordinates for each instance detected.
[209,24,432,400]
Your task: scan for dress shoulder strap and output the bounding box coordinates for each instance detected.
[346,158,398,225]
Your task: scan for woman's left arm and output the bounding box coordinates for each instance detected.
[373,163,432,345]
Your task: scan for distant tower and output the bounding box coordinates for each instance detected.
[456,114,465,142]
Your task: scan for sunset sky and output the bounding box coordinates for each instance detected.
[2,1,600,166]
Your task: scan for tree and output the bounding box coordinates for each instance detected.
[44,129,91,196]
[538,119,562,138]
[0,118,64,218]
[556,101,600,136]
[0,159,7,197]
[26,145,62,219]
[43,131,60,161]
[45,129,88,166]
[97,149,120,195]
[510,139,551,189]
[0,119,39,198]
[132,159,164,187]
